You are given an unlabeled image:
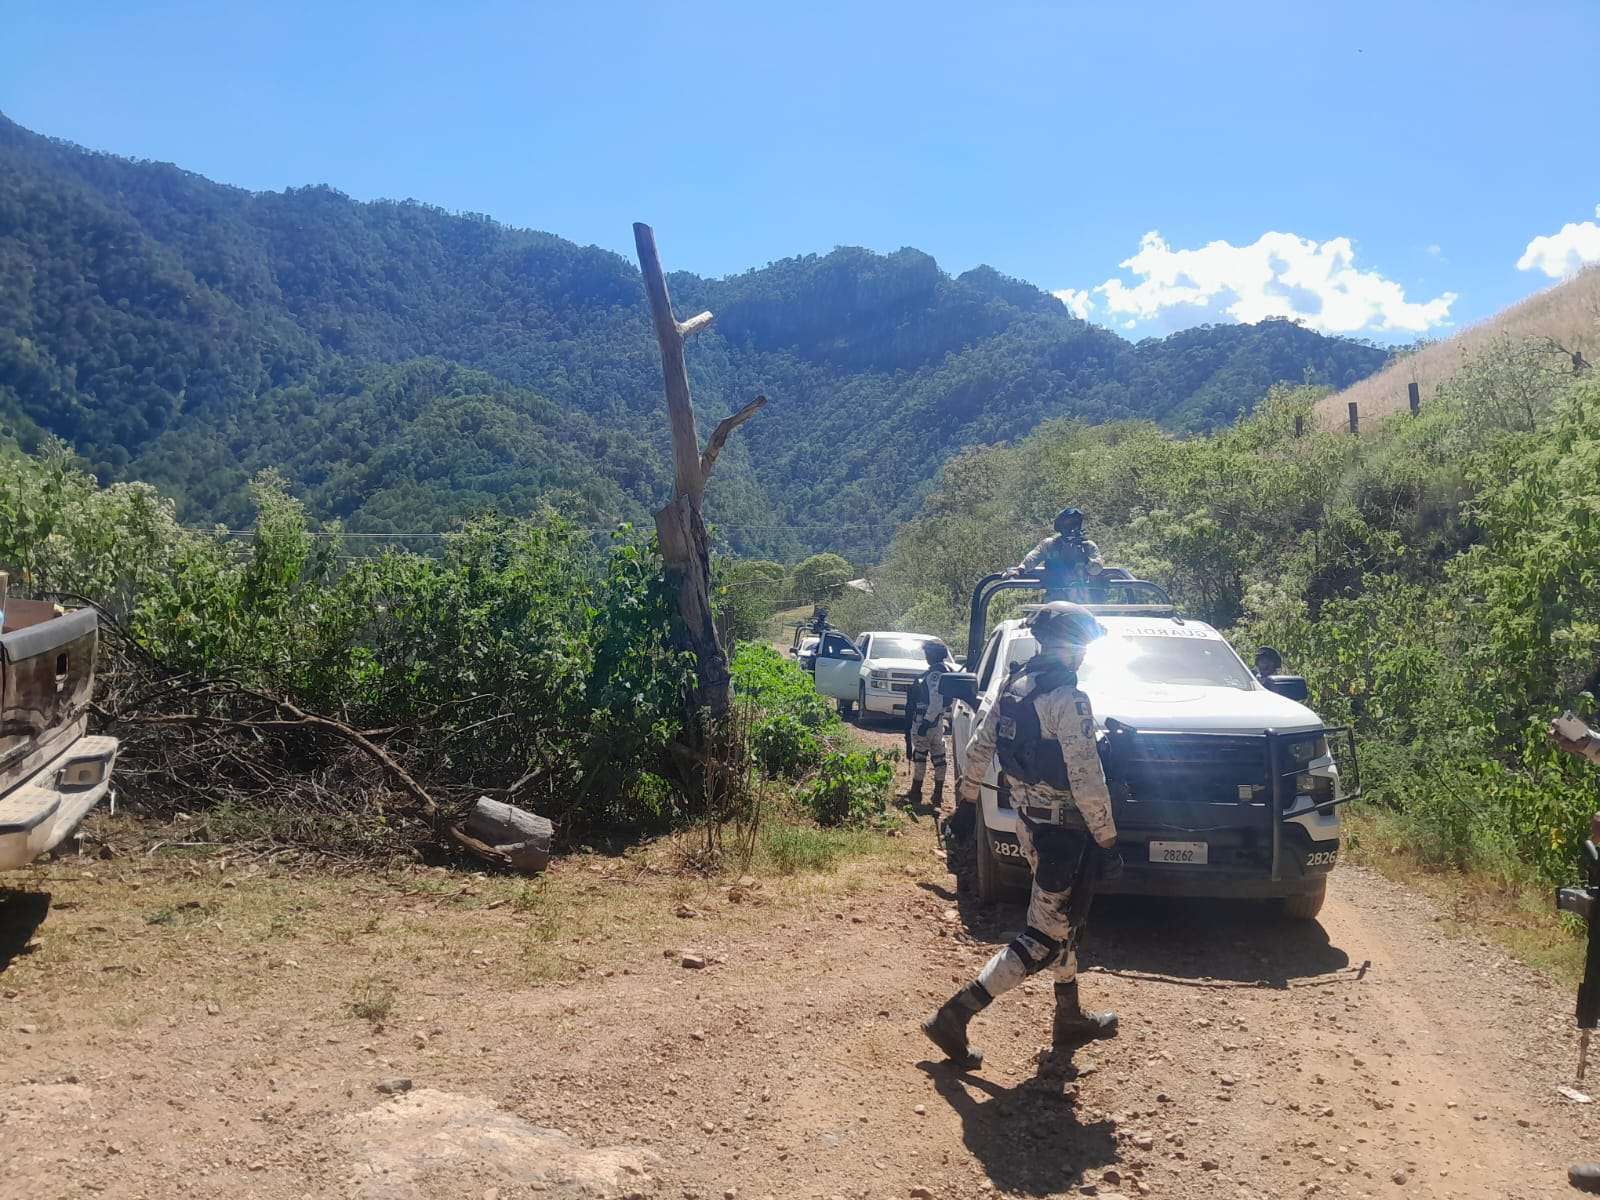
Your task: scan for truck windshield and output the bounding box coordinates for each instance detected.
[873,636,937,660]
[1005,634,1254,691]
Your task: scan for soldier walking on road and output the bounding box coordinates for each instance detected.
[906,641,955,808]
[922,601,1123,1070]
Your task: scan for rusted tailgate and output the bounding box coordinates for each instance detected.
[0,605,98,791]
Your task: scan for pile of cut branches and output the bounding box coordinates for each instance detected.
[84,607,458,860]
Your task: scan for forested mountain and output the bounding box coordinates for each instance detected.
[0,114,1389,559]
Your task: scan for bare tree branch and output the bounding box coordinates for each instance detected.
[677,311,714,338]
[700,395,768,481]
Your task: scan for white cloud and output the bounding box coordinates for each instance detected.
[1425,243,1443,258]
[1052,287,1093,319]
[1080,230,1455,337]
[1516,205,1600,278]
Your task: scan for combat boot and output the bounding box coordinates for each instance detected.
[922,981,990,1070]
[907,782,923,807]
[1052,980,1118,1047]
[930,779,945,806]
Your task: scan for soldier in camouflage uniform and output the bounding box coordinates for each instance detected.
[1008,507,1104,589]
[923,601,1122,1070]
[907,641,955,807]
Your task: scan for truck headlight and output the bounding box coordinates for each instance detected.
[1294,772,1335,807]
[1282,733,1329,770]
[869,670,893,688]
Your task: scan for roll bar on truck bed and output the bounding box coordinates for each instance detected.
[965,568,1177,660]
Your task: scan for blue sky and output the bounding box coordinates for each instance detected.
[5,0,1599,341]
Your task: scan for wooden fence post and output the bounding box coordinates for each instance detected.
[1348,401,1359,435]
[1408,382,1420,415]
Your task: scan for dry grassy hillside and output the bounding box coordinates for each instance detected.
[1314,266,1600,429]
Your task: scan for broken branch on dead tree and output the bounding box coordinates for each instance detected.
[700,395,767,481]
[677,311,714,338]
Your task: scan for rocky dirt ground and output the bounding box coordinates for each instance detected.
[2,733,1596,1200]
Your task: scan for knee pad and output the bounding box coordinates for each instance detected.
[1008,925,1064,976]
[1032,827,1089,892]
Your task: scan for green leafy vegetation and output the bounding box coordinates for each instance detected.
[0,446,902,857]
[726,644,901,831]
[0,443,695,848]
[866,341,1600,888]
[796,749,897,830]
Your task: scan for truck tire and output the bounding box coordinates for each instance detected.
[856,683,868,726]
[1281,880,1327,921]
[945,824,976,894]
[975,810,1000,905]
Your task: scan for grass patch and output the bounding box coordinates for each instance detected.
[348,975,397,1025]
[145,899,211,926]
[1345,805,1585,985]
[759,823,889,875]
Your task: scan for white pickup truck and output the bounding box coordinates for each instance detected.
[813,630,946,722]
[951,601,1349,918]
[0,599,119,872]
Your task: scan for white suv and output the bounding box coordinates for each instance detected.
[813,631,948,722]
[951,611,1346,918]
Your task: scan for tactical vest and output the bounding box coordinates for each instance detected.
[995,661,1080,789]
[911,663,950,719]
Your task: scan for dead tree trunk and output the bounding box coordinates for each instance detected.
[633,222,765,721]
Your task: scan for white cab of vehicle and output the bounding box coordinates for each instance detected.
[814,631,946,721]
[951,611,1343,916]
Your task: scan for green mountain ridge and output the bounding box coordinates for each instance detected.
[0,114,1391,559]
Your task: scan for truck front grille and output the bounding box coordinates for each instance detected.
[1112,732,1269,806]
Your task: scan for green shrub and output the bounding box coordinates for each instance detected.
[714,558,786,645]
[797,749,896,829]
[730,643,839,731]
[749,711,824,779]
[0,445,696,849]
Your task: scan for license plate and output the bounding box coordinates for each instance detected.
[1149,840,1208,865]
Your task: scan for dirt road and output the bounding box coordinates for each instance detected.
[1,787,1594,1199]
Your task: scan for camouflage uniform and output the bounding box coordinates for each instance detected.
[1017,533,1103,575]
[960,650,1116,990]
[909,665,953,793]
[923,603,1120,1070]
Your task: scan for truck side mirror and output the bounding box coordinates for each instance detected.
[941,672,978,707]
[1264,674,1309,702]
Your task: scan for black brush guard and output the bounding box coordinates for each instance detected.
[1101,724,1362,882]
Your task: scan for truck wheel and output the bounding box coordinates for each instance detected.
[1281,880,1327,921]
[974,810,999,905]
[946,825,975,893]
[855,683,868,726]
